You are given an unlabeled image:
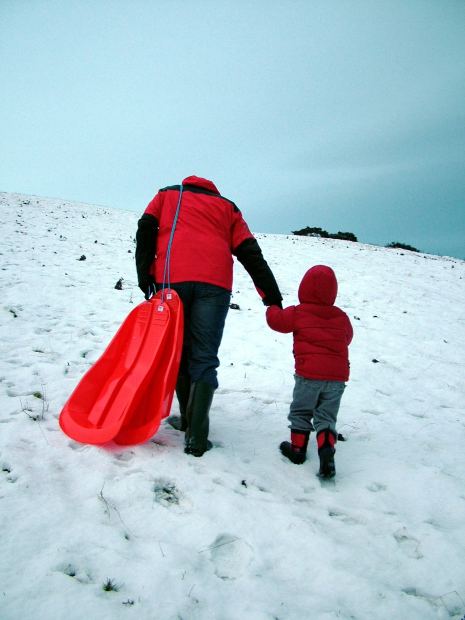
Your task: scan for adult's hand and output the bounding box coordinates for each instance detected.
[138,275,156,300]
[262,294,283,309]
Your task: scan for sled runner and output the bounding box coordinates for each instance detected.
[59,289,183,445]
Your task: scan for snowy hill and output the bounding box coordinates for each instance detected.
[1,192,465,620]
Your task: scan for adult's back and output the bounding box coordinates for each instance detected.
[142,175,253,290]
[136,175,282,457]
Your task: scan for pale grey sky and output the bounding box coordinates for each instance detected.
[1,0,464,257]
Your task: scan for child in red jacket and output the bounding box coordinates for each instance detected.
[266,265,353,478]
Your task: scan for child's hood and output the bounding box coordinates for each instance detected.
[298,265,338,306]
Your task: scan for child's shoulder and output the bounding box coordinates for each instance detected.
[297,302,350,320]
[333,304,351,320]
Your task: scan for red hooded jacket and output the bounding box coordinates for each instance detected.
[266,265,353,382]
[143,176,254,291]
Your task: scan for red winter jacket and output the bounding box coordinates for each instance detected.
[266,265,353,382]
[143,176,254,291]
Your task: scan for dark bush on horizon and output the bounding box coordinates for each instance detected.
[292,226,329,237]
[292,226,357,242]
[386,241,420,252]
[330,231,358,242]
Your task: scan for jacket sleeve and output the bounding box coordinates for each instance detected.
[266,305,295,333]
[135,213,158,289]
[233,238,283,307]
[345,315,354,345]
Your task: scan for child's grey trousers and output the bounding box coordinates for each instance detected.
[288,374,346,434]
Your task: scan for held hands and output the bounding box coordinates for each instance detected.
[262,294,283,309]
[255,285,283,309]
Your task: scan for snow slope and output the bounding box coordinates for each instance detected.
[1,192,465,620]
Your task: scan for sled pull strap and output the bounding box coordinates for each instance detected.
[161,184,183,302]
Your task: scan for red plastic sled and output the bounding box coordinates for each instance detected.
[114,290,184,445]
[59,289,183,445]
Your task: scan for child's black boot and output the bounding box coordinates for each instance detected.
[317,428,337,478]
[280,430,310,464]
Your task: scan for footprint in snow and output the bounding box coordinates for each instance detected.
[1,463,18,483]
[153,478,182,506]
[367,482,387,493]
[113,452,135,466]
[393,527,423,559]
[55,562,93,584]
[208,533,253,580]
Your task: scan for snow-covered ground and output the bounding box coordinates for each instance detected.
[1,191,464,620]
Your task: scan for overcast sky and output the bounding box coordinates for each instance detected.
[1,0,464,258]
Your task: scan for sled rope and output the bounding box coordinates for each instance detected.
[161,184,183,302]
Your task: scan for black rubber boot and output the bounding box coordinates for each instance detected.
[167,374,191,431]
[184,381,214,457]
[280,430,310,464]
[317,429,337,478]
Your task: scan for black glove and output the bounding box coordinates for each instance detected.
[138,275,156,300]
[262,294,283,308]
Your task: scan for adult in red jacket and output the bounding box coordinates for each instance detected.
[266,265,353,477]
[136,176,282,456]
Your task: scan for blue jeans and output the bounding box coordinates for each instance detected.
[288,374,346,434]
[157,282,231,389]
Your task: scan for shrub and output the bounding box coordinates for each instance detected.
[102,578,120,592]
[292,227,357,242]
[292,226,329,238]
[328,231,358,242]
[386,242,420,252]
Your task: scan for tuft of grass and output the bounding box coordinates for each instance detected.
[102,578,120,592]
[21,386,49,421]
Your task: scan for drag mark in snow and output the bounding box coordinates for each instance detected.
[328,509,363,525]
